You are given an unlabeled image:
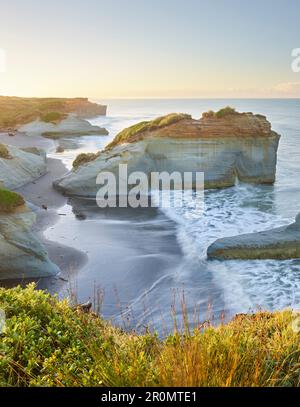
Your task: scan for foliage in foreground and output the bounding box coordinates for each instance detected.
[0,284,299,387]
[106,113,191,150]
[0,188,25,213]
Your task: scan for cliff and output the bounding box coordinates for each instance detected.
[54,108,280,196]
[0,96,106,131]
[207,213,300,260]
[0,200,59,279]
[0,144,47,189]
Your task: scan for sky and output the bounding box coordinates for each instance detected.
[0,0,300,98]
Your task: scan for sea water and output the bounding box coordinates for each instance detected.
[45,99,300,333]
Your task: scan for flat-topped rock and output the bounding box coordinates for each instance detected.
[0,144,47,189]
[19,115,108,138]
[207,213,300,260]
[54,108,280,196]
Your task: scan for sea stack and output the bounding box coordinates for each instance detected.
[54,108,281,196]
[207,213,300,260]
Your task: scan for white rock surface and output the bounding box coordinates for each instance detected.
[19,114,108,138]
[0,145,47,189]
[0,206,60,279]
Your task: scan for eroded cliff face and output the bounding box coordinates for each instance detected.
[207,213,300,260]
[19,115,108,138]
[0,206,60,279]
[0,145,47,189]
[54,111,281,196]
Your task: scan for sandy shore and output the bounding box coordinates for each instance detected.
[0,131,88,281]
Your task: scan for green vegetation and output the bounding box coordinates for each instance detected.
[0,284,299,387]
[0,96,104,129]
[106,113,191,150]
[0,144,10,159]
[202,106,238,119]
[73,152,101,169]
[40,111,66,123]
[0,188,25,213]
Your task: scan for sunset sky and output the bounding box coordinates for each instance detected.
[0,0,300,98]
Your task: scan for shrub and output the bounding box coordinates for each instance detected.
[106,113,191,150]
[0,284,299,387]
[202,106,238,119]
[0,144,10,159]
[0,188,25,212]
[73,152,101,169]
[40,111,65,123]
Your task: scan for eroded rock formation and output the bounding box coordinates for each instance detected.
[54,109,280,196]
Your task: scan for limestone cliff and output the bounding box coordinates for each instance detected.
[0,144,47,189]
[0,205,60,279]
[54,109,280,196]
[207,213,300,260]
[19,115,108,138]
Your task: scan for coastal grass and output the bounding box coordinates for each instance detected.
[0,144,10,159]
[0,284,299,387]
[0,96,97,129]
[106,113,191,150]
[0,188,25,213]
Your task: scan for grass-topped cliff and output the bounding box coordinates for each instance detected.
[0,96,106,130]
[0,188,25,213]
[0,284,299,386]
[106,113,191,150]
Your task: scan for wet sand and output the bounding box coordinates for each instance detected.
[0,131,87,280]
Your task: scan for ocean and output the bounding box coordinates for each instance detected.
[44,98,300,333]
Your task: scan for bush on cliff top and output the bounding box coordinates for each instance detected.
[202,106,237,119]
[0,284,299,387]
[0,188,25,213]
[106,113,191,150]
[40,111,66,123]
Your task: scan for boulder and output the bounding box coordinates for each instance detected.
[207,213,300,260]
[54,109,280,196]
[0,144,47,189]
[0,205,60,279]
[19,114,108,138]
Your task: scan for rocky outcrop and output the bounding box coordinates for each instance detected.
[0,205,60,279]
[63,97,106,117]
[19,115,108,138]
[0,144,47,189]
[54,109,280,196]
[0,96,106,131]
[207,214,300,260]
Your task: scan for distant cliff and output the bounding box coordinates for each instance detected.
[0,96,106,130]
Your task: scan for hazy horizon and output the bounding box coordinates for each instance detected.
[1,0,300,98]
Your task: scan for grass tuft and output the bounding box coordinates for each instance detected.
[202,106,238,119]
[72,152,101,169]
[0,188,25,213]
[106,113,191,150]
[40,111,66,123]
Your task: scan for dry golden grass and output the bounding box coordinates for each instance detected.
[0,284,299,387]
